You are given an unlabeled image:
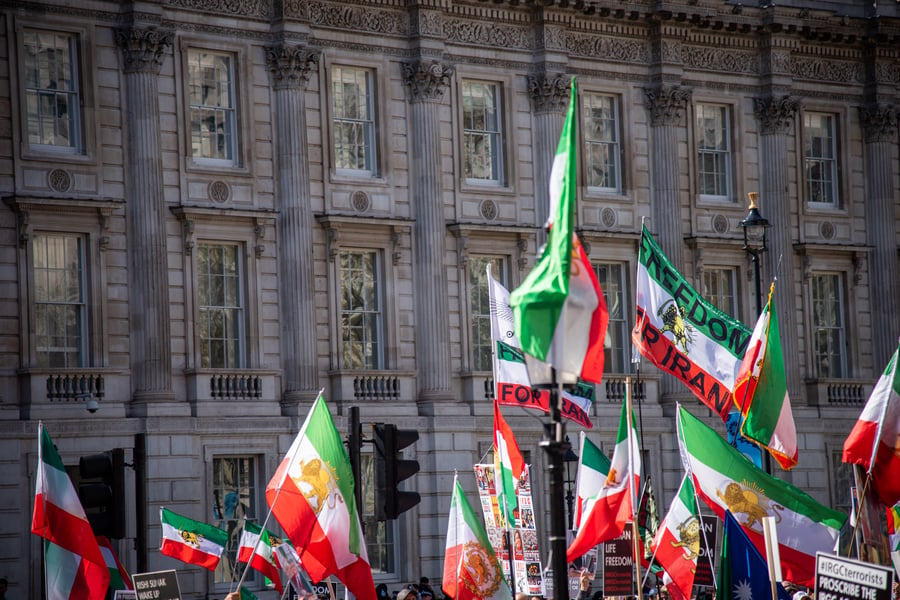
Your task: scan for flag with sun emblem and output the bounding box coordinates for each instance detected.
[442,474,510,600]
[717,511,792,600]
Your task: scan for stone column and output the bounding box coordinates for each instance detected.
[401,60,454,402]
[115,26,176,407]
[644,85,690,400]
[265,44,320,412]
[860,104,900,366]
[644,85,691,268]
[753,95,801,397]
[527,73,569,231]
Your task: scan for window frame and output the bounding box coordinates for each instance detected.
[196,241,247,370]
[14,21,97,162]
[338,249,385,371]
[582,91,623,194]
[808,271,849,379]
[329,65,378,176]
[592,261,632,374]
[460,79,506,186]
[179,38,250,174]
[701,266,739,318]
[467,255,509,373]
[803,111,841,208]
[695,102,734,202]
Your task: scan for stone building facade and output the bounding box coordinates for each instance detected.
[1,0,898,597]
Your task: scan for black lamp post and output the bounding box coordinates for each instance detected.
[740,192,770,317]
[563,436,578,530]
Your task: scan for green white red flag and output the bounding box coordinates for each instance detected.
[676,405,846,586]
[31,423,111,600]
[633,226,752,420]
[842,339,900,507]
[266,393,375,600]
[489,269,594,428]
[159,507,228,571]
[493,398,525,525]
[567,398,641,562]
[574,431,611,530]
[238,521,283,593]
[442,474,511,600]
[733,282,798,470]
[96,535,132,592]
[509,77,608,385]
[649,475,701,600]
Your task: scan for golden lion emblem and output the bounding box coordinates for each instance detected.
[717,482,783,529]
[671,515,701,566]
[658,300,693,353]
[180,530,203,546]
[296,458,337,514]
[461,542,502,596]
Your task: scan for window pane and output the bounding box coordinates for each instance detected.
[332,67,375,172]
[32,234,86,367]
[593,263,629,373]
[212,457,257,585]
[702,268,737,316]
[696,103,732,198]
[462,81,502,182]
[23,30,80,148]
[198,243,244,368]
[804,113,838,205]
[810,274,846,378]
[469,256,506,372]
[583,93,621,191]
[188,50,236,160]
[340,251,382,369]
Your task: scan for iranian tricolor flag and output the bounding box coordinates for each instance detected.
[489,269,594,428]
[442,474,510,600]
[494,398,525,524]
[888,503,900,577]
[510,77,608,386]
[650,475,701,600]
[238,521,282,593]
[159,507,228,571]
[266,394,375,600]
[677,405,846,586]
[567,398,641,562]
[842,339,900,507]
[633,226,752,421]
[574,431,611,530]
[96,535,132,592]
[733,282,798,470]
[31,423,110,600]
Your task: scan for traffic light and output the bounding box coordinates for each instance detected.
[78,448,126,539]
[373,423,420,520]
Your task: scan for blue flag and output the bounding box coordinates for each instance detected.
[717,511,793,600]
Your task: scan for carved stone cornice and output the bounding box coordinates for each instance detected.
[401,60,453,103]
[114,26,174,75]
[859,104,899,144]
[526,73,570,114]
[643,85,691,126]
[167,0,270,18]
[265,44,320,90]
[753,95,800,135]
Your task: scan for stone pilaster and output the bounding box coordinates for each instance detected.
[265,43,320,412]
[401,60,454,402]
[115,26,177,408]
[753,95,801,398]
[527,73,569,230]
[860,103,900,366]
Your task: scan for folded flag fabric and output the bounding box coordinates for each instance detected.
[650,475,701,600]
[96,535,132,591]
[442,474,511,600]
[238,521,282,593]
[567,398,641,562]
[489,269,594,428]
[633,225,752,420]
[733,282,798,470]
[677,405,846,586]
[574,431,611,530]
[717,510,792,600]
[494,398,525,525]
[159,507,228,571]
[31,423,110,600]
[266,393,375,600]
[510,76,608,386]
[842,339,900,507]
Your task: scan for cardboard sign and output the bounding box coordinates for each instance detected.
[131,570,181,600]
[815,552,893,600]
[603,525,636,596]
[693,515,719,588]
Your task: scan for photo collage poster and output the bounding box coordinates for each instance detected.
[473,464,544,595]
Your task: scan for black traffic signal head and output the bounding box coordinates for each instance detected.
[373,423,420,520]
[78,448,126,538]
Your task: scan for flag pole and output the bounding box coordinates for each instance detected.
[539,367,570,598]
[627,378,644,600]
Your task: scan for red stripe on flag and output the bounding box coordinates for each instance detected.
[576,241,608,384]
[32,495,107,568]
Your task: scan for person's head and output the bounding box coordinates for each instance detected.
[376,584,390,600]
[516,594,530,600]
[397,589,414,600]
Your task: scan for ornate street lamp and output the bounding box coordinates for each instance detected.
[740,192,770,316]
